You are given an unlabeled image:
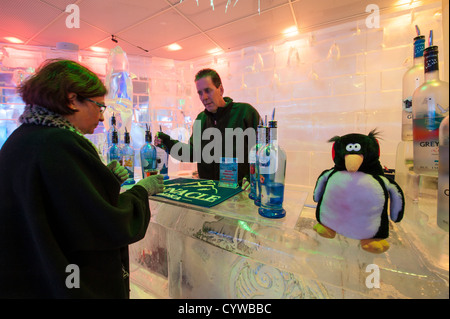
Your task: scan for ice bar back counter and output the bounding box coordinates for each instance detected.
[128,177,448,299]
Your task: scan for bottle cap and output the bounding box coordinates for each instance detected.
[112,128,118,144]
[424,45,438,54]
[269,120,277,128]
[424,45,439,73]
[145,124,152,142]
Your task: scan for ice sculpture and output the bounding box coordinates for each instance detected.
[104,46,133,141]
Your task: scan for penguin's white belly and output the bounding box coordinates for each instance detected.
[319,171,385,240]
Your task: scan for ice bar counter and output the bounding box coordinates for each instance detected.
[128,181,448,299]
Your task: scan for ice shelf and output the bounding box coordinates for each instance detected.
[129,184,449,299]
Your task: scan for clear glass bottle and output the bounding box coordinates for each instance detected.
[254,125,269,207]
[437,116,449,231]
[107,127,121,165]
[249,121,264,200]
[121,128,135,185]
[140,125,157,178]
[257,120,287,218]
[412,45,449,176]
[402,35,425,141]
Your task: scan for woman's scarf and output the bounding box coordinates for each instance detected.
[19,105,99,153]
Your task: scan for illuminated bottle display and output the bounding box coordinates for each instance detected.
[412,36,449,176]
[258,120,287,218]
[438,116,449,231]
[121,128,135,185]
[107,127,121,164]
[249,121,264,200]
[402,32,425,141]
[140,125,157,179]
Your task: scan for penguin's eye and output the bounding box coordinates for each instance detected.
[345,143,361,151]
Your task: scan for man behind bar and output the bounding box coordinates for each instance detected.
[155,68,261,187]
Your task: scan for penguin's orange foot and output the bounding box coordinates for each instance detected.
[313,223,336,239]
[360,238,390,254]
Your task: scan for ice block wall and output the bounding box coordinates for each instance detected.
[0,2,446,187]
[185,2,445,188]
[0,47,201,173]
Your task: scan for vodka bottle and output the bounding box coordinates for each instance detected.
[412,45,449,176]
[258,120,287,218]
[254,125,269,207]
[402,35,425,141]
[121,128,135,185]
[249,121,264,200]
[437,116,449,231]
[140,125,157,178]
[107,127,121,165]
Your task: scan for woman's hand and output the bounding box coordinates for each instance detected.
[241,177,250,191]
[136,174,165,195]
[107,160,129,184]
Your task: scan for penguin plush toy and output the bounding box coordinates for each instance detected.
[313,129,405,254]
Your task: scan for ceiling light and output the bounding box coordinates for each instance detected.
[394,0,423,6]
[282,26,299,38]
[167,43,182,51]
[208,48,224,55]
[4,37,24,44]
[90,46,108,53]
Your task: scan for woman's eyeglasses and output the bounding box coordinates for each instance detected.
[84,98,107,113]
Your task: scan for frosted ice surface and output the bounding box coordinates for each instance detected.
[129,186,448,299]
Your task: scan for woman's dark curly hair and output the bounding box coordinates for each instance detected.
[18,59,107,115]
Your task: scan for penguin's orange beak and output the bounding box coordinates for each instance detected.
[345,154,364,172]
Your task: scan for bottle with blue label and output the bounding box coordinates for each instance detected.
[257,120,287,218]
[140,124,157,178]
[249,121,265,200]
[107,126,121,165]
[121,128,135,185]
[412,34,449,176]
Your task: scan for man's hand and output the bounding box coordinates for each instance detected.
[154,132,163,146]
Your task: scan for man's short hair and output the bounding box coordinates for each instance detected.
[195,68,222,88]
